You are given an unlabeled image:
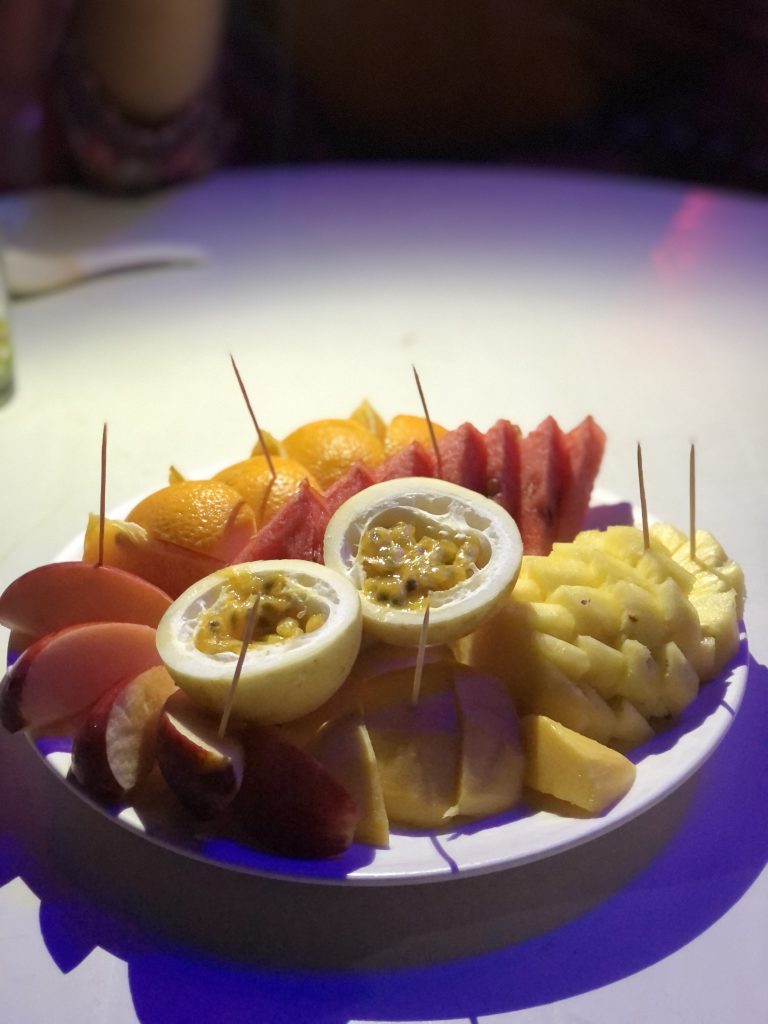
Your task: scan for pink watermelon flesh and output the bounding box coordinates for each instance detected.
[231,480,329,564]
[556,416,607,541]
[324,463,376,516]
[374,441,435,482]
[484,419,521,521]
[436,423,487,492]
[518,416,566,555]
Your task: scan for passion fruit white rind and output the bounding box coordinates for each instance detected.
[156,560,363,724]
[323,477,523,646]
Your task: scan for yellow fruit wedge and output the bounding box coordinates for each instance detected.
[608,698,654,752]
[450,668,524,819]
[365,686,461,829]
[349,399,386,441]
[521,714,636,814]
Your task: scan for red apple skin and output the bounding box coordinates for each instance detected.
[230,724,359,859]
[71,665,177,799]
[156,691,245,819]
[0,622,162,734]
[0,561,172,647]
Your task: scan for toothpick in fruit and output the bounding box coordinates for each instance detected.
[97,423,107,568]
[689,442,696,561]
[218,593,261,739]
[412,365,443,478]
[636,442,649,550]
[411,601,430,707]
[230,354,276,481]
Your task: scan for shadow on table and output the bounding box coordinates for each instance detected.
[1,654,766,1023]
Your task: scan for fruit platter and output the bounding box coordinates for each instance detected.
[0,400,748,885]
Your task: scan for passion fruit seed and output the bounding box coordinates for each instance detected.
[358,521,483,609]
[195,571,327,654]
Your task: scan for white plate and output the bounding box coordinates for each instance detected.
[28,489,749,886]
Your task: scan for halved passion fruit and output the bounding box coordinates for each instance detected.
[156,560,362,724]
[323,477,523,646]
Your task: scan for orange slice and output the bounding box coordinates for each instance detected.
[214,455,319,529]
[384,414,447,456]
[83,516,225,599]
[127,480,255,562]
[282,419,384,489]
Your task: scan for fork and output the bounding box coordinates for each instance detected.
[2,243,205,298]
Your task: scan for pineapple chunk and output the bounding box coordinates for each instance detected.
[548,584,623,642]
[649,522,687,555]
[600,526,647,563]
[577,634,627,701]
[522,554,599,597]
[525,601,577,641]
[691,529,727,565]
[511,575,543,603]
[591,548,654,589]
[521,714,637,814]
[658,641,699,717]
[688,588,740,676]
[618,639,666,718]
[521,663,614,744]
[609,697,655,751]
[652,578,705,666]
[530,632,590,680]
[637,547,696,594]
[612,579,668,651]
[714,562,746,617]
[459,602,537,701]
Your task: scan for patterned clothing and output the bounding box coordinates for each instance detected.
[1,3,767,196]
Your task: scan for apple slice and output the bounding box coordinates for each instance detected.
[450,666,524,819]
[71,665,177,798]
[156,690,245,819]
[0,561,172,648]
[309,711,390,848]
[231,724,359,858]
[0,622,162,733]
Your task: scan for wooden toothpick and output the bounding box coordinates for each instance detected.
[411,601,430,707]
[689,442,696,561]
[218,593,261,739]
[636,442,649,550]
[230,354,276,480]
[97,423,107,568]
[412,365,443,478]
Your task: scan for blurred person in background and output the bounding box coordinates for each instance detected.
[1,0,767,194]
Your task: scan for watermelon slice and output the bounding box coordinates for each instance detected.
[556,416,607,541]
[436,423,487,492]
[374,441,435,482]
[484,419,521,521]
[324,463,376,516]
[231,480,329,564]
[518,417,566,555]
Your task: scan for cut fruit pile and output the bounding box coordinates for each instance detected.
[458,523,745,752]
[80,403,606,600]
[0,399,747,862]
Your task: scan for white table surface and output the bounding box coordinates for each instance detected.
[0,166,766,1023]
